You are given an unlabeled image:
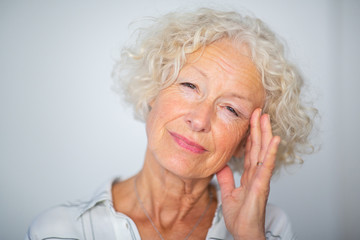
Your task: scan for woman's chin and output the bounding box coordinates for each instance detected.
[147,147,214,179]
[161,160,213,180]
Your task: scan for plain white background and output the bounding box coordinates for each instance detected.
[1,0,359,239]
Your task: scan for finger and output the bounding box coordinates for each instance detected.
[249,108,262,166]
[259,114,273,162]
[241,134,251,186]
[257,136,281,182]
[249,137,280,202]
[263,136,280,170]
[216,165,235,199]
[248,108,262,179]
[243,134,252,171]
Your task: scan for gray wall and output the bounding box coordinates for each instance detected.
[1,0,359,239]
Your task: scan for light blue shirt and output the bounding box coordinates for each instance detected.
[26,177,296,240]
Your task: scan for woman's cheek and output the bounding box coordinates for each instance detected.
[216,117,248,145]
[180,89,200,102]
[217,109,239,128]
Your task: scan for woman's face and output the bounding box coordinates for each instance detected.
[146,39,265,179]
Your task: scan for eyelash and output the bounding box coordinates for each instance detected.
[226,106,239,117]
[180,82,240,117]
[180,82,197,90]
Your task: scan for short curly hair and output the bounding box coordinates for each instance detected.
[112,8,317,171]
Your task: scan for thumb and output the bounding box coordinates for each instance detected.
[216,165,235,199]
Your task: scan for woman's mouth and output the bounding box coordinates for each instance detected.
[169,131,207,154]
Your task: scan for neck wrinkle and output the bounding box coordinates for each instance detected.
[135,148,214,225]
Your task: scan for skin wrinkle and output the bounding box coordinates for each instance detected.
[179,70,255,121]
[198,40,261,85]
[184,66,256,119]
[134,168,209,227]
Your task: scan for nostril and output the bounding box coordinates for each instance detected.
[185,114,211,132]
[184,102,213,132]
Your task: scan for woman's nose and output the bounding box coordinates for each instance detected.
[184,102,212,132]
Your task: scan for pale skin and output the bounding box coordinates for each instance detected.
[112,39,280,239]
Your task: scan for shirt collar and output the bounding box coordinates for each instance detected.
[76,177,120,218]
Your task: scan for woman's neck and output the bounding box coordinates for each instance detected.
[134,148,214,224]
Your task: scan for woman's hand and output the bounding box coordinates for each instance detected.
[216,108,281,240]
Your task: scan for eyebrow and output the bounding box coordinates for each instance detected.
[229,94,252,103]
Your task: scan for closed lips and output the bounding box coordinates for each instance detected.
[169,131,207,153]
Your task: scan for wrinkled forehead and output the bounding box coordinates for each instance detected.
[186,38,253,63]
[184,38,261,86]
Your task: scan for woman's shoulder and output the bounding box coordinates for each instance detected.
[25,202,87,240]
[25,177,118,240]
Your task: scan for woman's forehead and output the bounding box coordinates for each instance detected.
[184,40,261,86]
[187,38,252,62]
[186,40,258,76]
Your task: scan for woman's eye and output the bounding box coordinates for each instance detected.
[226,106,239,117]
[180,82,197,90]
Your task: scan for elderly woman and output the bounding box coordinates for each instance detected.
[26,8,315,240]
